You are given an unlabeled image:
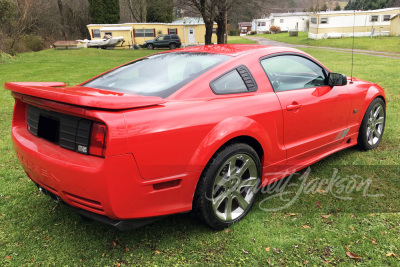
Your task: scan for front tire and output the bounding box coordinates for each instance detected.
[192,143,261,230]
[357,98,385,150]
[169,43,177,50]
[147,44,154,50]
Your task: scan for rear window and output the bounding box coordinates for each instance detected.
[82,52,230,98]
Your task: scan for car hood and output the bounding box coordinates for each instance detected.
[4,82,166,110]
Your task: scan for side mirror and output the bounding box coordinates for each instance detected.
[328,73,347,86]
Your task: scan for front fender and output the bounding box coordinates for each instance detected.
[187,116,272,173]
[359,84,386,123]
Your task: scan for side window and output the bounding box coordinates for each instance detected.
[260,55,327,92]
[210,66,257,95]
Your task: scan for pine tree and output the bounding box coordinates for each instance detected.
[88,0,105,24]
[103,0,120,24]
[88,0,119,24]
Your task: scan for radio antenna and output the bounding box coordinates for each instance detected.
[350,10,356,84]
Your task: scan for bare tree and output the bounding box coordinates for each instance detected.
[121,0,147,22]
[187,0,217,45]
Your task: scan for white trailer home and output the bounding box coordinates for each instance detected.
[309,7,400,39]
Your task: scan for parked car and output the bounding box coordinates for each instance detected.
[5,45,386,230]
[142,34,181,50]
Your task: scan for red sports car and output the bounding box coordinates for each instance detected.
[5,45,386,230]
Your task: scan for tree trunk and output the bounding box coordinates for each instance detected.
[204,20,213,44]
[216,15,226,44]
[57,0,68,40]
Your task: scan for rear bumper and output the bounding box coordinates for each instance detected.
[12,123,200,221]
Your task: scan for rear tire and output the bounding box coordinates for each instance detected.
[169,43,177,50]
[147,44,154,50]
[192,143,261,230]
[357,98,385,150]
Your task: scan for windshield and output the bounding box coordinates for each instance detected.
[82,52,231,98]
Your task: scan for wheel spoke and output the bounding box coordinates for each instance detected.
[239,177,258,189]
[373,106,381,118]
[367,128,374,144]
[376,117,384,124]
[214,175,228,188]
[374,127,381,138]
[236,158,251,177]
[227,157,237,177]
[225,196,233,221]
[233,192,249,210]
[213,191,229,212]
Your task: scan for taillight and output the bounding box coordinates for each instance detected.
[89,122,107,157]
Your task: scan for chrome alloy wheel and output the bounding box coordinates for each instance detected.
[366,102,385,146]
[211,154,259,221]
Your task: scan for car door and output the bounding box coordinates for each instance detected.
[260,54,352,163]
[162,36,171,47]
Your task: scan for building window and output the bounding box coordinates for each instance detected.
[320,18,328,24]
[280,19,284,23]
[311,17,317,24]
[135,29,155,37]
[168,28,177,34]
[257,22,266,26]
[371,15,379,22]
[383,15,390,21]
[93,29,101,38]
[104,32,112,37]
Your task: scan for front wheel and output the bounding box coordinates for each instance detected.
[147,44,154,50]
[357,98,386,150]
[192,143,261,230]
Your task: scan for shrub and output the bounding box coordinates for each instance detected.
[270,26,281,34]
[23,35,45,52]
[229,29,239,36]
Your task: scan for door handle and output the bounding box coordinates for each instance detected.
[286,103,302,111]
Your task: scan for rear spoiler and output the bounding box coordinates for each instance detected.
[4,82,166,110]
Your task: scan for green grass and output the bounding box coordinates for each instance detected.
[0,47,399,266]
[227,36,258,44]
[257,31,400,53]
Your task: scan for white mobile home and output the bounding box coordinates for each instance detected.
[270,12,310,32]
[309,7,400,39]
[251,18,272,33]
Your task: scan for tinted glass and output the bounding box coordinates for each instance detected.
[261,55,327,92]
[211,70,248,94]
[83,53,231,98]
[164,36,171,40]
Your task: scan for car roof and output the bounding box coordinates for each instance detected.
[175,44,303,57]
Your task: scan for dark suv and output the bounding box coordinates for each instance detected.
[143,34,181,50]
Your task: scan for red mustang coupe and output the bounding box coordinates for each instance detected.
[5,45,386,230]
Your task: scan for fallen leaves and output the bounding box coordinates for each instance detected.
[224,229,231,233]
[273,248,282,254]
[301,225,311,229]
[320,214,331,219]
[386,253,397,258]
[346,251,362,260]
[265,247,270,252]
[315,201,321,209]
[284,213,297,218]
[5,256,11,260]
[242,249,249,254]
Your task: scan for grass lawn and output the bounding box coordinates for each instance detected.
[227,36,258,44]
[257,31,400,53]
[0,47,399,266]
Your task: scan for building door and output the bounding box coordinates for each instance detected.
[188,28,195,43]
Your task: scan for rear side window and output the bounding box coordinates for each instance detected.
[210,65,257,95]
[82,53,230,98]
